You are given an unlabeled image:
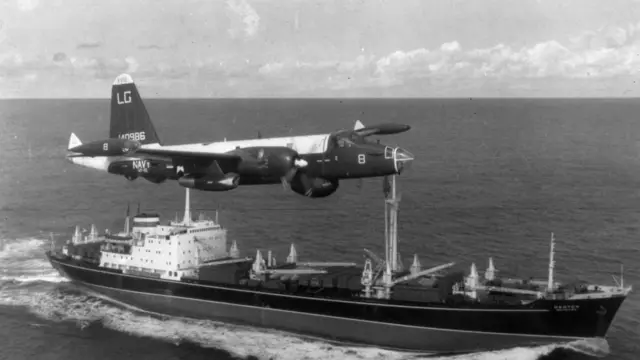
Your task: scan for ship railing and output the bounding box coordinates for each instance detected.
[195,257,252,268]
[472,284,544,298]
[124,268,162,278]
[100,246,133,256]
[297,262,357,268]
[565,284,632,299]
[264,268,329,275]
[103,262,127,270]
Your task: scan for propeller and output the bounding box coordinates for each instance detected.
[280,155,308,191]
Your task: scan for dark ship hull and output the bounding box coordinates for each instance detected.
[47,253,626,354]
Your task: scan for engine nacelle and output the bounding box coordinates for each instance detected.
[290,175,339,198]
[178,173,240,191]
[235,146,303,178]
[108,158,175,181]
[143,176,168,184]
[69,138,141,157]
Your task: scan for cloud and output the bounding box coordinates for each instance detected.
[4,21,640,97]
[0,20,5,45]
[15,0,39,12]
[137,44,164,50]
[226,0,260,38]
[76,41,103,49]
[52,52,67,63]
[255,23,640,94]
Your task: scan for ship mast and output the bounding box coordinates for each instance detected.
[385,175,400,273]
[124,202,131,235]
[360,174,456,299]
[183,188,191,226]
[547,232,555,292]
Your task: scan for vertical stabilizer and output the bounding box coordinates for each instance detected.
[110,74,162,145]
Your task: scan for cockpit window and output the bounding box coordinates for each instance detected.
[385,146,394,159]
[336,136,355,148]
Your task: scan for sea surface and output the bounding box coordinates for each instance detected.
[0,98,638,360]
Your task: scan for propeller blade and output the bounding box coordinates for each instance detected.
[298,173,314,197]
[284,167,298,182]
[280,166,299,191]
[281,177,291,191]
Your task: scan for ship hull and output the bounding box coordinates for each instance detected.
[47,254,625,354]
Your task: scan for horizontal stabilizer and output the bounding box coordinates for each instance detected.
[68,133,82,150]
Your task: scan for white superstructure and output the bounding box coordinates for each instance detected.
[95,188,233,280]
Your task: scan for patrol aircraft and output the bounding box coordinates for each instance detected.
[66,74,414,198]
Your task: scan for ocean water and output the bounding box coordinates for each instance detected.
[0,98,638,360]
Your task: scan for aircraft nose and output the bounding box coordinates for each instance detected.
[393,147,414,174]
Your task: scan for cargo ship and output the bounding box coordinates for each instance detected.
[46,177,631,354]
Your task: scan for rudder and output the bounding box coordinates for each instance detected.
[109,74,162,145]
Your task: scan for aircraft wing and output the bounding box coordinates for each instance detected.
[133,147,242,161]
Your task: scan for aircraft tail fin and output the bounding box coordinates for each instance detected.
[109,74,162,145]
[354,120,365,131]
[68,132,82,150]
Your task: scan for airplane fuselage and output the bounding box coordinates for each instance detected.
[69,132,401,185]
[66,73,414,198]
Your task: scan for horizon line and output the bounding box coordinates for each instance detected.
[2,96,640,100]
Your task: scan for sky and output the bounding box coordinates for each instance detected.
[2,0,640,98]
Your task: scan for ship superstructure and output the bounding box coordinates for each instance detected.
[61,189,240,281]
[48,177,632,354]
